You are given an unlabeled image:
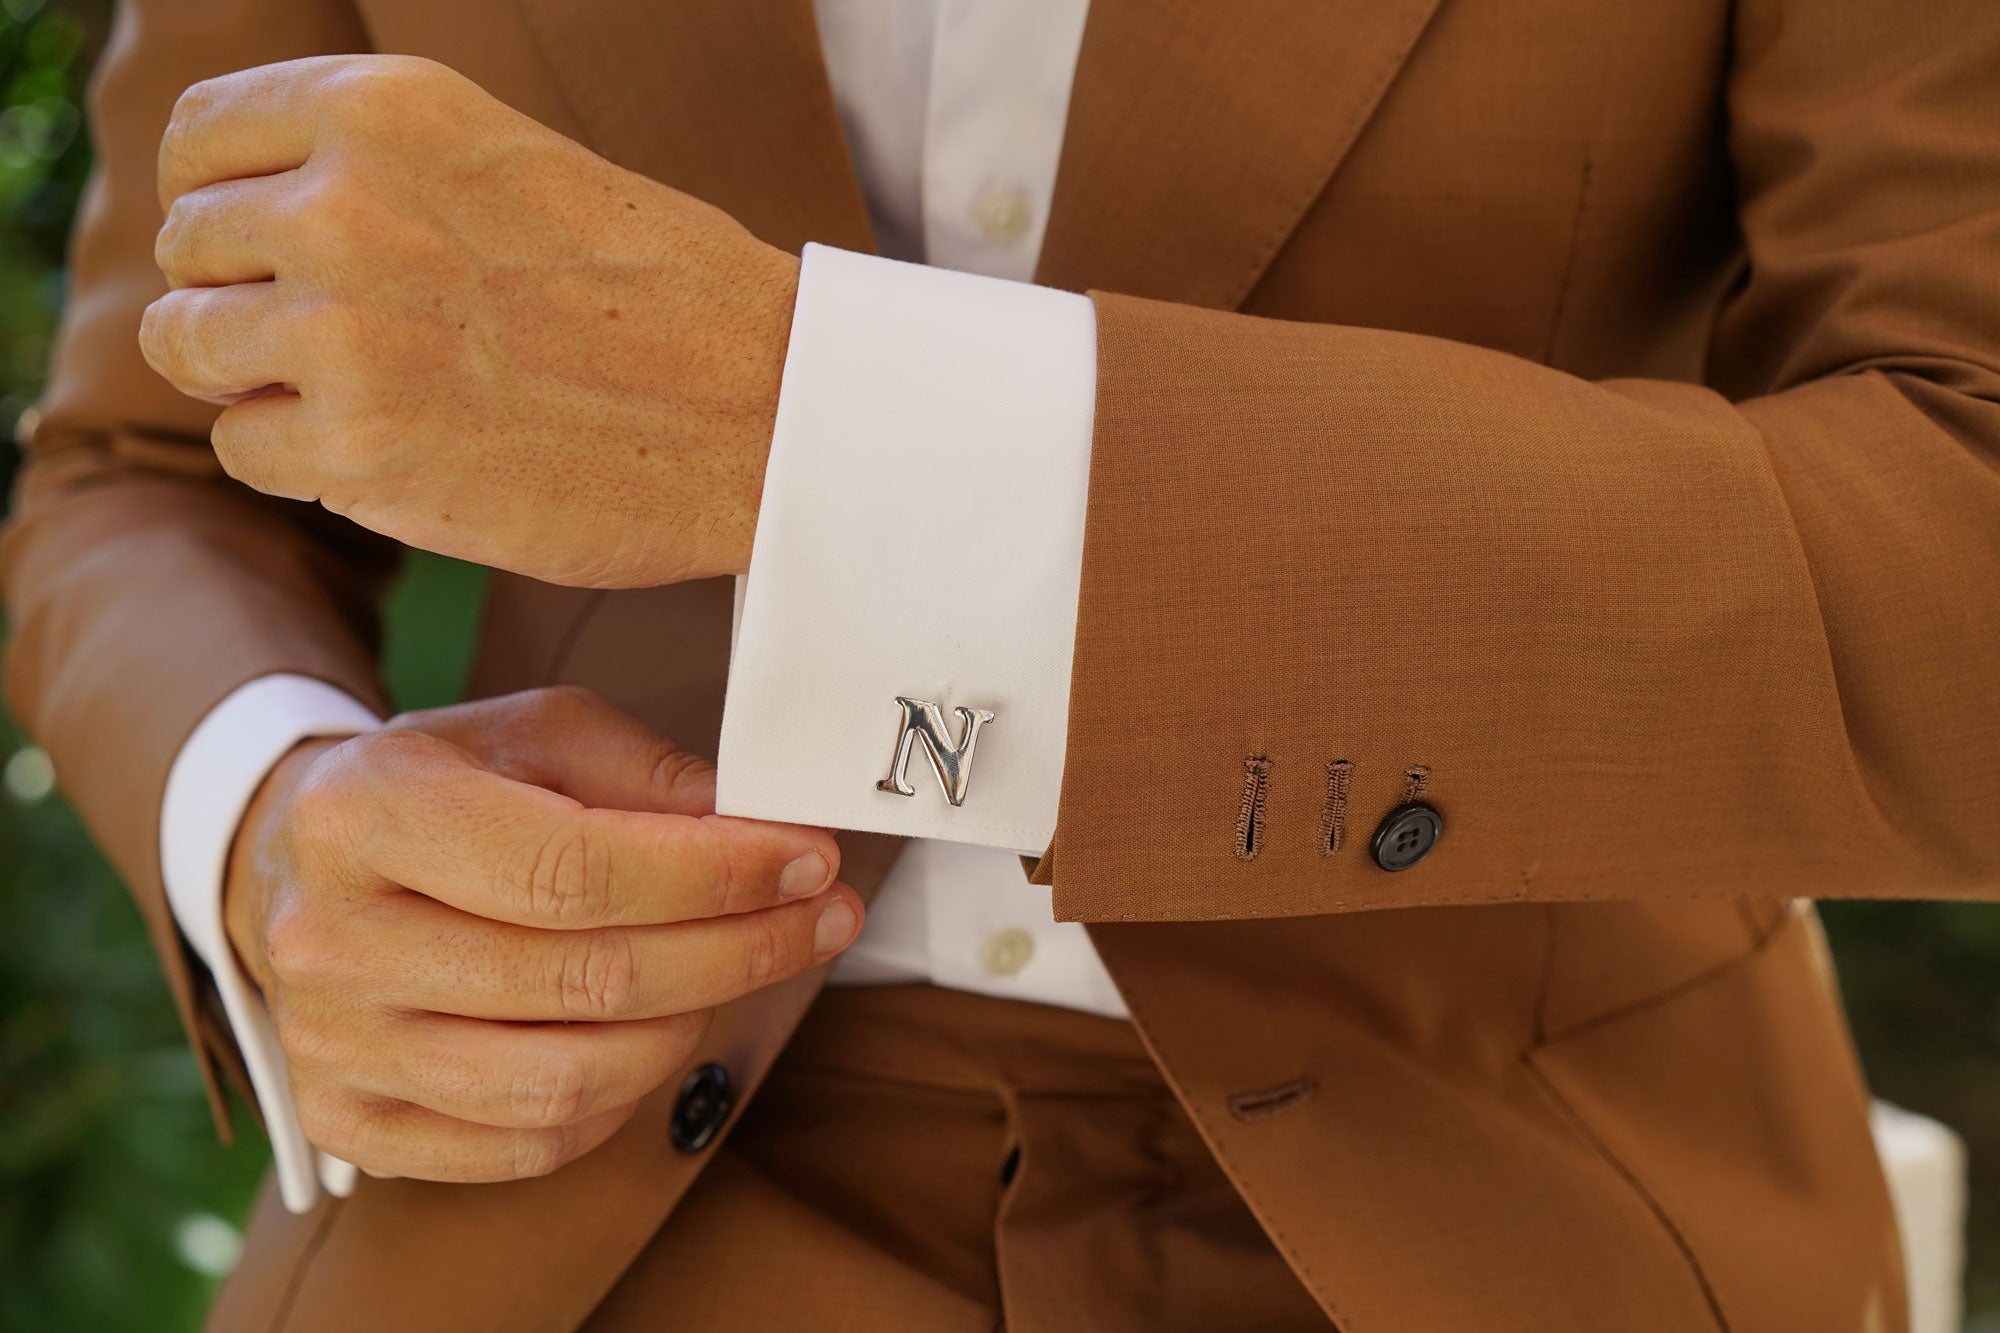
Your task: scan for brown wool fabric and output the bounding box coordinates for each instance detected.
[8,0,1996,1328]
[584,985,1329,1333]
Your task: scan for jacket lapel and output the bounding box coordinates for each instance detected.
[508,0,876,255]
[1036,0,1446,308]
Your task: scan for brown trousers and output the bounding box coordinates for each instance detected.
[583,985,1330,1331]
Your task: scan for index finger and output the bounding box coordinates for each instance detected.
[347,732,840,930]
[157,55,367,209]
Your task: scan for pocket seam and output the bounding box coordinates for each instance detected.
[1518,1053,1732,1332]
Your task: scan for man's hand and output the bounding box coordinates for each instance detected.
[224,687,861,1184]
[140,55,797,588]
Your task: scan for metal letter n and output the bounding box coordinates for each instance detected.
[875,697,996,807]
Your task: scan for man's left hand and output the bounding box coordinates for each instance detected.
[142,55,796,588]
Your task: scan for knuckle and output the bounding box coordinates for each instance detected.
[284,756,364,860]
[737,915,791,993]
[524,686,601,728]
[707,845,756,917]
[519,825,611,927]
[507,1055,594,1130]
[139,291,203,376]
[697,862,734,920]
[558,931,639,1019]
[319,64,397,130]
[648,745,712,801]
[506,1129,569,1181]
[263,903,342,992]
[210,404,285,495]
[160,288,217,368]
[153,201,192,276]
[293,1086,366,1158]
[348,724,434,772]
[316,406,391,483]
[290,1087,339,1145]
[381,705,457,735]
[362,726,448,761]
[275,1005,344,1073]
[298,169,371,245]
[663,1007,713,1065]
[167,78,218,132]
[323,57,454,131]
[355,729,472,800]
[159,83,215,172]
[137,299,179,375]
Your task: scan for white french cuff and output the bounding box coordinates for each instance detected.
[160,673,383,1213]
[716,243,1096,854]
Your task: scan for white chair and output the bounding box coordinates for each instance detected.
[1871,1100,1967,1333]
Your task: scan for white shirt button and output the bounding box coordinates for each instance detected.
[980,927,1036,977]
[970,186,1033,244]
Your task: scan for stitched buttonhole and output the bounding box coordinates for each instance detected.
[1235,755,1272,862]
[1403,764,1432,804]
[1319,760,1353,856]
[1227,1078,1319,1123]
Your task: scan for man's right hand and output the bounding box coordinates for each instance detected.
[222,686,861,1185]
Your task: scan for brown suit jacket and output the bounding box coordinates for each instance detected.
[9,0,1998,1328]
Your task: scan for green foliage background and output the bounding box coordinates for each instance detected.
[0,8,487,1326]
[0,3,1994,1328]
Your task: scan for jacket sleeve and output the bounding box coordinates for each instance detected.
[1041,0,2000,921]
[0,0,392,1133]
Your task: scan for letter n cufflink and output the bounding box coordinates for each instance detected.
[876,697,994,807]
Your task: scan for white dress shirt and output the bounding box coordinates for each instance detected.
[160,0,1111,1213]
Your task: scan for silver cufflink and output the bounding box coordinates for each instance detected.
[876,696,995,807]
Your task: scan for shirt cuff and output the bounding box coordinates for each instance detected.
[716,244,1096,856]
[160,674,382,1213]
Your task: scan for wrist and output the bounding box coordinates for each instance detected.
[708,244,797,580]
[223,736,344,996]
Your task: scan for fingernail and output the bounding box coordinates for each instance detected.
[813,897,858,956]
[779,851,831,899]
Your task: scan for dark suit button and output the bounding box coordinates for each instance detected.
[1372,803,1441,871]
[669,1061,733,1153]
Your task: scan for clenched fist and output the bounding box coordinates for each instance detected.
[224,687,862,1184]
[140,54,797,588]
